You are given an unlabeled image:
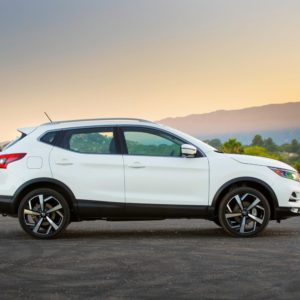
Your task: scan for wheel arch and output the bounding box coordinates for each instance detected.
[211,177,279,220]
[12,178,78,218]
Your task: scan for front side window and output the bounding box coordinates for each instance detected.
[62,128,116,154]
[123,129,183,157]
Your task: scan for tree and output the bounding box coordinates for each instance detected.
[293,162,300,172]
[279,143,290,153]
[251,135,264,147]
[221,138,244,154]
[263,137,277,152]
[244,146,282,160]
[208,138,222,149]
[289,139,299,153]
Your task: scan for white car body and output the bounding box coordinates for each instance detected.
[0,118,299,238]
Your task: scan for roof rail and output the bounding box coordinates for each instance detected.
[42,117,154,125]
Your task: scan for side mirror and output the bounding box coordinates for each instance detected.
[181,144,197,157]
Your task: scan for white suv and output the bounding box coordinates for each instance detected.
[0,118,299,239]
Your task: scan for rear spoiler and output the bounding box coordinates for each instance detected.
[17,127,37,135]
[1,126,37,151]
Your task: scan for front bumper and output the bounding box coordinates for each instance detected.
[0,196,15,216]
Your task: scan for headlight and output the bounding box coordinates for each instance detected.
[269,167,300,182]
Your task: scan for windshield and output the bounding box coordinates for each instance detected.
[160,125,217,153]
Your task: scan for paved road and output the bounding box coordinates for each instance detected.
[0,216,300,300]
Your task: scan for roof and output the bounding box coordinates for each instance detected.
[38,118,160,131]
[42,118,154,126]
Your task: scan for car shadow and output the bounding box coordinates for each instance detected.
[0,225,299,241]
[55,227,300,240]
[59,227,227,240]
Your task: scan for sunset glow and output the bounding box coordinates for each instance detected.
[1,0,300,140]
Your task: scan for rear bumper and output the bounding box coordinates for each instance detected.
[275,207,300,221]
[0,196,15,216]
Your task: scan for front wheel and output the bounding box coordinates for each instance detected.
[18,188,70,239]
[218,187,270,237]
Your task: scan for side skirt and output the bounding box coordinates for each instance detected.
[77,200,212,221]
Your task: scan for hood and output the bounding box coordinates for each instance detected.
[229,154,296,171]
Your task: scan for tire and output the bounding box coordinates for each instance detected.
[18,188,70,239]
[218,187,270,237]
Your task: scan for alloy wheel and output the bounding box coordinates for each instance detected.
[219,187,270,237]
[18,189,70,239]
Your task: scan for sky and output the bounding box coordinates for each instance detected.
[1,0,300,140]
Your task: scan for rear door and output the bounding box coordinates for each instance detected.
[49,127,125,216]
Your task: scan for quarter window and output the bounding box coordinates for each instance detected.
[123,129,183,157]
[40,131,58,145]
[62,128,117,154]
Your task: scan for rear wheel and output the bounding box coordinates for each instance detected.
[18,188,70,239]
[219,187,270,237]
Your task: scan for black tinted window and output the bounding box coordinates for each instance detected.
[62,128,117,154]
[40,131,58,145]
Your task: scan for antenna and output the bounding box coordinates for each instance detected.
[44,112,53,123]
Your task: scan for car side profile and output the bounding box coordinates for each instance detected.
[0,118,299,239]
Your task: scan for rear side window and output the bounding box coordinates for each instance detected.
[40,131,58,145]
[61,128,117,154]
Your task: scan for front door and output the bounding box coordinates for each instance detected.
[121,127,209,209]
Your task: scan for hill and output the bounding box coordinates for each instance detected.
[157,102,300,144]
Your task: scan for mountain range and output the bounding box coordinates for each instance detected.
[1,102,299,147]
[157,102,300,145]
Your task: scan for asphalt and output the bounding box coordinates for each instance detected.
[1,216,300,300]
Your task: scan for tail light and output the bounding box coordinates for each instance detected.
[0,153,26,169]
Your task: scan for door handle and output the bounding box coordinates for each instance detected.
[128,162,145,168]
[56,162,73,166]
[56,159,73,166]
